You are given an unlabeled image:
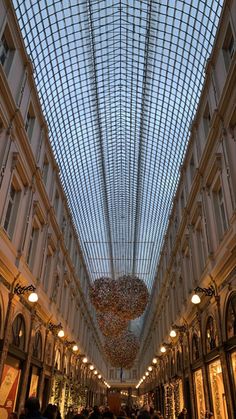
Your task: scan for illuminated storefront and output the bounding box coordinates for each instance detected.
[209,359,228,419]
[194,369,206,419]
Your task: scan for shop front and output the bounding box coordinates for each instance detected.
[193,369,206,419]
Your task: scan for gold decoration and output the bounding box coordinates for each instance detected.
[89,277,117,313]
[97,312,128,337]
[115,275,149,320]
[104,330,139,368]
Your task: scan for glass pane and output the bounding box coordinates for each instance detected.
[12,0,224,329]
[209,359,228,419]
[194,369,206,419]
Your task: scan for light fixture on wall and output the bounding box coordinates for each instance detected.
[48,322,64,338]
[90,365,94,370]
[98,374,102,379]
[145,371,149,376]
[160,345,166,353]
[94,370,98,375]
[72,344,79,352]
[82,357,88,363]
[14,283,38,302]
[169,329,177,338]
[148,366,152,371]
[191,285,215,304]
[57,329,65,338]
[152,357,157,364]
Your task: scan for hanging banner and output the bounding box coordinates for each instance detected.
[0,364,21,419]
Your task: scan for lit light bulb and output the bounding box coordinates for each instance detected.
[72,345,78,352]
[82,357,88,363]
[98,374,101,379]
[58,329,65,338]
[152,358,157,364]
[145,372,149,376]
[28,292,38,303]
[160,346,166,353]
[142,375,146,380]
[191,294,201,304]
[94,370,98,375]
[170,329,177,338]
[90,365,94,370]
[148,366,152,372]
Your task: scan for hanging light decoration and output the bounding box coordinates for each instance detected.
[115,275,149,320]
[89,277,117,313]
[97,312,128,337]
[104,331,140,368]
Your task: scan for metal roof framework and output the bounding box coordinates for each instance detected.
[13,1,223,321]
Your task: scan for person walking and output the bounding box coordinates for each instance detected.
[24,397,46,419]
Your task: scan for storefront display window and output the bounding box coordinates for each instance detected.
[29,367,39,397]
[0,359,21,418]
[209,359,228,419]
[226,293,236,339]
[231,352,236,389]
[194,369,205,419]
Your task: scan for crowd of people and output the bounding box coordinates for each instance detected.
[9,397,215,419]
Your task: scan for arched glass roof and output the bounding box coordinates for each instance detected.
[13,1,223,293]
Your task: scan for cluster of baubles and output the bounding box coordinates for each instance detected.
[89,275,149,368]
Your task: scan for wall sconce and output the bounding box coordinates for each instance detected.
[82,357,88,363]
[48,322,64,337]
[72,344,79,352]
[98,374,102,379]
[148,366,153,372]
[191,285,215,304]
[152,357,157,364]
[160,343,172,353]
[89,365,94,370]
[14,283,38,302]
[171,324,188,335]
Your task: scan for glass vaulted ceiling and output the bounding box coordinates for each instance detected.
[13,1,223,291]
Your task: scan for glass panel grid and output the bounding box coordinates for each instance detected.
[13,1,223,317]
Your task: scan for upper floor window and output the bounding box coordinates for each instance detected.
[42,248,53,292]
[42,156,49,185]
[3,183,21,240]
[203,103,211,137]
[0,25,15,75]
[223,23,235,71]
[190,155,195,183]
[53,190,60,216]
[213,184,228,241]
[27,223,39,270]
[25,103,35,140]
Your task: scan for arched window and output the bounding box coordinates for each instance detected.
[55,349,61,371]
[226,293,236,339]
[177,350,182,372]
[32,331,42,360]
[12,314,26,351]
[192,333,200,361]
[206,316,218,353]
